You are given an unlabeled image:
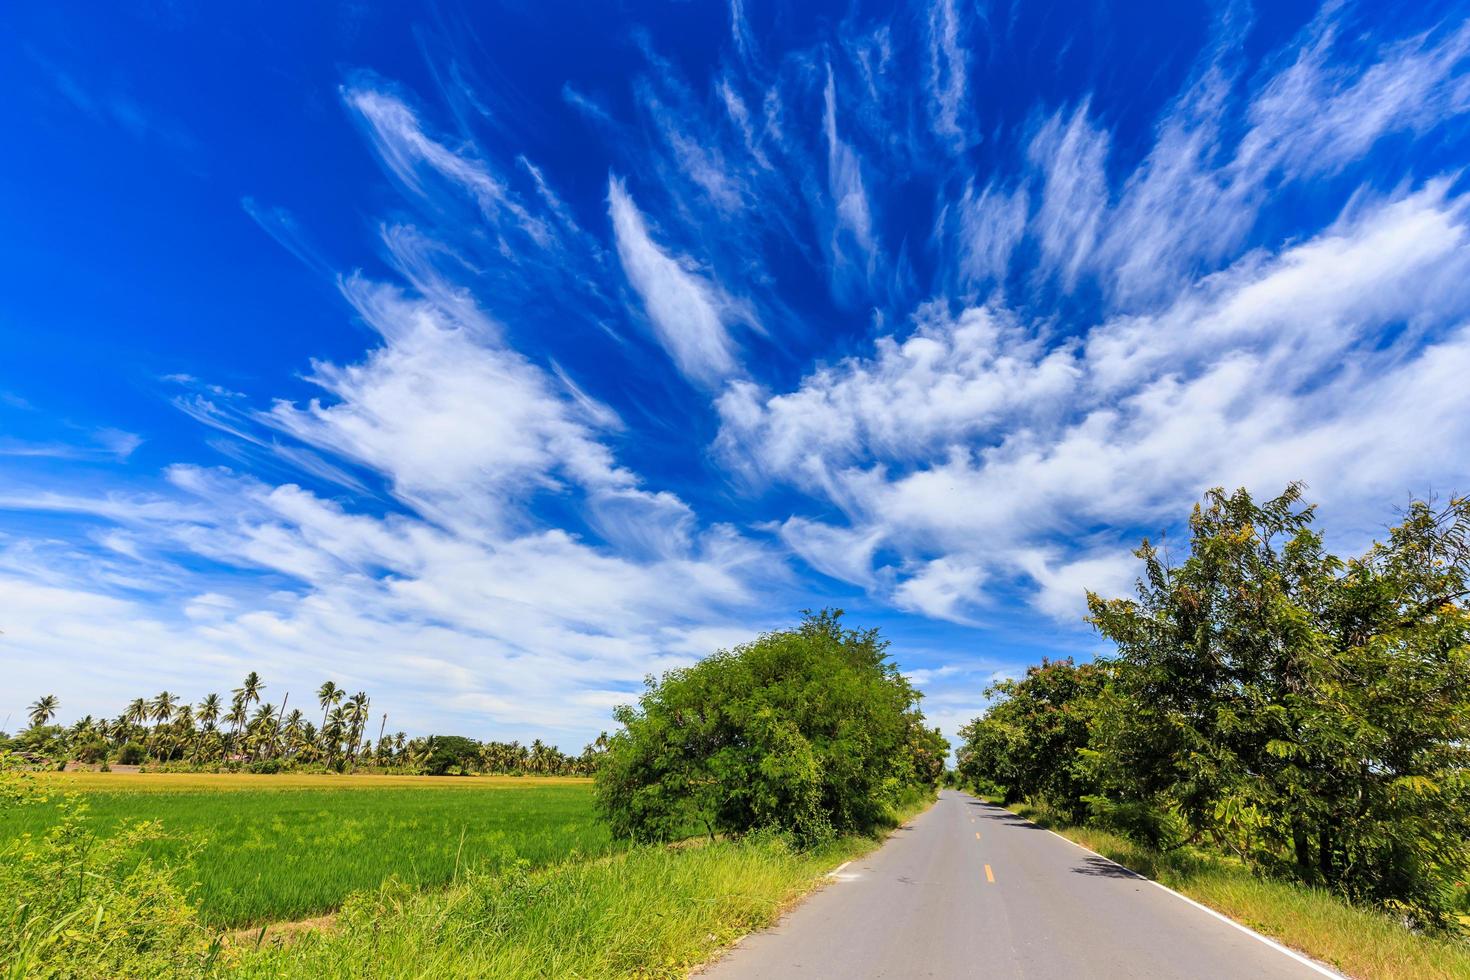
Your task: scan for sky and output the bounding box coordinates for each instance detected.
[3,0,1470,750]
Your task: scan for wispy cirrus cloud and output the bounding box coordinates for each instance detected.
[924,0,969,150]
[0,428,141,462]
[608,177,742,386]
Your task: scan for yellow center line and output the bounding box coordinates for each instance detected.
[984,864,995,883]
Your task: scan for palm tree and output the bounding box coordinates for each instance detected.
[150,691,178,727]
[316,681,342,739]
[226,696,248,756]
[299,721,319,761]
[194,694,221,762]
[265,692,290,760]
[281,709,304,759]
[169,704,194,762]
[323,706,347,763]
[345,692,369,767]
[197,694,221,728]
[234,672,264,710]
[249,703,276,759]
[27,695,58,729]
[125,697,149,729]
[145,691,177,758]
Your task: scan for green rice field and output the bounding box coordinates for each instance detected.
[0,772,612,927]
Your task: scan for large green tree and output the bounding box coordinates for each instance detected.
[595,610,942,844]
[1086,485,1470,926]
[956,658,1111,822]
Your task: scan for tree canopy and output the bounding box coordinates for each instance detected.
[959,485,1470,929]
[594,610,946,844]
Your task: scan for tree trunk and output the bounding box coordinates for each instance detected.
[1318,820,1337,885]
[1292,822,1314,882]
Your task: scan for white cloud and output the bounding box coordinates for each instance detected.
[1241,18,1470,182]
[0,429,142,463]
[924,0,968,148]
[265,273,630,535]
[893,556,986,623]
[1028,103,1110,287]
[1015,548,1139,623]
[721,183,1470,622]
[0,462,773,742]
[716,304,1079,487]
[953,181,1029,287]
[608,177,741,385]
[823,64,876,263]
[1098,14,1470,302]
[344,83,551,247]
[778,516,885,587]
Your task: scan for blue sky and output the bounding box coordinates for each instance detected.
[4,0,1470,748]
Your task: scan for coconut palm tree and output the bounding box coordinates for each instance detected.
[125,697,149,730]
[345,692,369,767]
[226,695,248,756]
[27,695,58,729]
[234,672,264,710]
[298,720,319,761]
[281,709,304,759]
[197,694,220,729]
[150,691,178,727]
[249,703,276,759]
[145,691,177,757]
[194,694,221,762]
[316,681,342,739]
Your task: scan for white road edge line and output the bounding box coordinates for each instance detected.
[1030,823,1344,978]
[826,860,852,878]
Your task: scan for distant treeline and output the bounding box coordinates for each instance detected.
[6,676,599,776]
[957,485,1470,930]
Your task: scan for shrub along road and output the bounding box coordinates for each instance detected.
[701,791,1339,979]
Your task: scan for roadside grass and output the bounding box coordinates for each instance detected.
[998,799,1470,980]
[0,772,612,927]
[229,796,936,979]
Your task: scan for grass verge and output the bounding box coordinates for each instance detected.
[227,797,936,979]
[998,799,1470,980]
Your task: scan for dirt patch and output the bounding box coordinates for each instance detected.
[224,914,337,949]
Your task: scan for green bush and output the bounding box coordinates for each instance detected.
[115,741,146,766]
[0,753,214,977]
[73,738,109,764]
[595,610,941,844]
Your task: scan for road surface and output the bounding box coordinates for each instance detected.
[700,790,1337,979]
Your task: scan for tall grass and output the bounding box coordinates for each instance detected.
[230,811,928,978]
[0,773,612,927]
[1002,799,1470,980]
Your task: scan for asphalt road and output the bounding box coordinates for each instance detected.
[700,790,1338,979]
